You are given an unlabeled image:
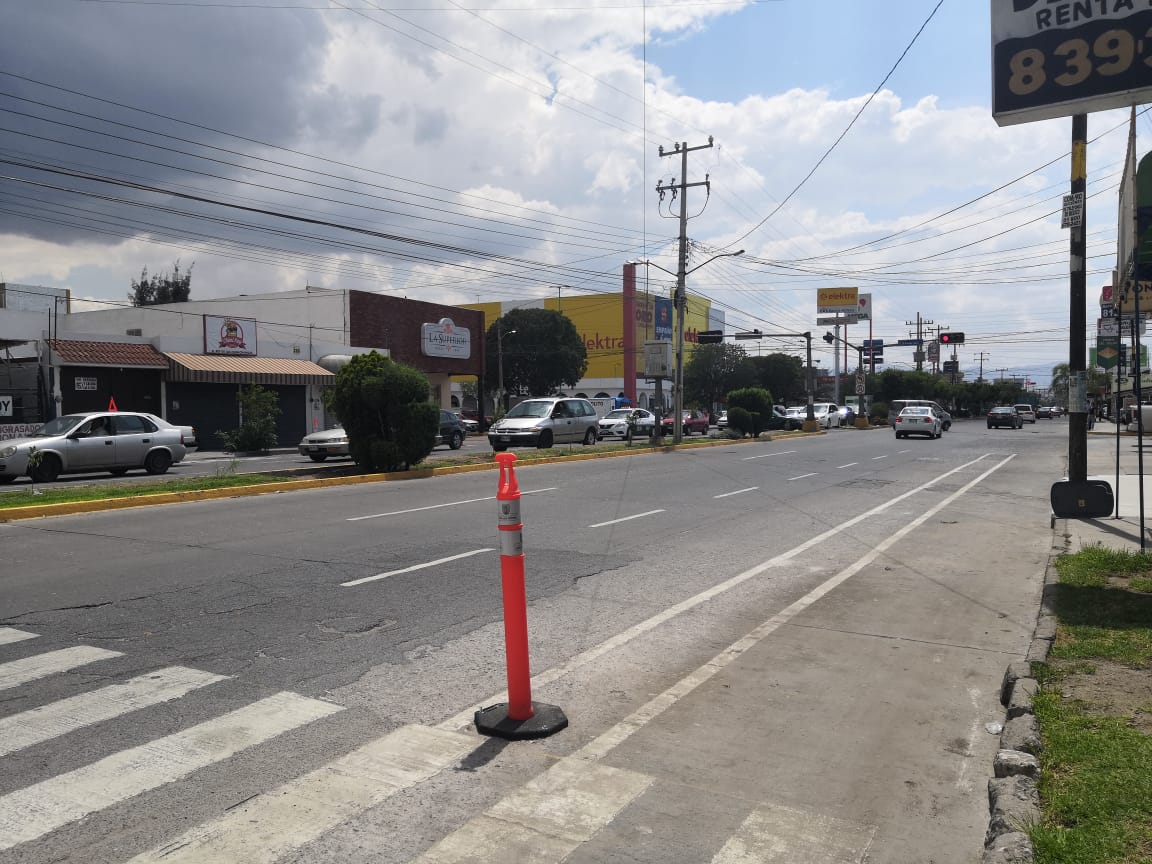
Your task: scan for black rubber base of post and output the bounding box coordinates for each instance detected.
[474,701,568,740]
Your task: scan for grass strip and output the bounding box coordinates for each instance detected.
[1030,546,1152,862]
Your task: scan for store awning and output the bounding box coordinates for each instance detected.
[165,353,336,385]
[48,340,170,369]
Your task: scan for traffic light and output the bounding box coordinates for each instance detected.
[939,332,966,344]
[697,330,724,344]
[823,332,835,345]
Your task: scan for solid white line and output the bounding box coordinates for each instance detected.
[872,455,888,460]
[341,549,496,587]
[0,691,343,852]
[126,725,474,864]
[0,667,228,758]
[572,454,1016,764]
[714,487,758,499]
[436,453,1000,732]
[786,473,818,481]
[836,462,858,469]
[588,509,665,528]
[412,759,653,864]
[0,646,122,691]
[347,488,557,522]
[0,628,38,646]
[742,450,797,461]
[711,803,875,863]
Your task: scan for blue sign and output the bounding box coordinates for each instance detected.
[654,297,673,342]
[862,339,884,348]
[896,339,922,347]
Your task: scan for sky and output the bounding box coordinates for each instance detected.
[0,0,1146,387]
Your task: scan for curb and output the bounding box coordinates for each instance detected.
[982,550,1060,862]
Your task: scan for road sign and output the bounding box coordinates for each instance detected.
[862,339,884,348]
[855,374,865,395]
[896,339,922,347]
[816,315,851,326]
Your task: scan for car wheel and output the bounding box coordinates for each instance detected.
[449,431,464,450]
[943,421,951,431]
[309,453,329,462]
[109,468,130,476]
[583,427,597,446]
[537,430,553,449]
[31,454,61,484]
[144,450,172,475]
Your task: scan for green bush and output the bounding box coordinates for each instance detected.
[872,401,889,422]
[727,387,774,435]
[727,406,755,437]
[218,383,280,453]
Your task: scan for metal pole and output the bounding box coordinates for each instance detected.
[673,144,689,445]
[833,323,841,404]
[1069,113,1088,484]
[805,332,815,424]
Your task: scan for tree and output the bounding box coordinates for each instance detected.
[128,260,194,306]
[726,387,775,436]
[684,343,756,409]
[485,308,587,399]
[217,383,280,453]
[749,353,805,404]
[325,351,438,472]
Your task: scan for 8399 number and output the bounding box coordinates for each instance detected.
[1009,26,1152,95]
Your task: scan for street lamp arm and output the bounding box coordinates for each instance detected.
[640,249,745,278]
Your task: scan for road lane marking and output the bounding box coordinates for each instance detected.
[872,455,888,460]
[836,463,858,469]
[126,725,474,864]
[588,509,665,528]
[0,667,228,758]
[711,803,875,863]
[428,459,1013,861]
[897,449,910,454]
[714,487,758,499]
[342,549,496,587]
[0,628,38,646]
[412,759,653,863]
[348,488,556,522]
[0,646,122,691]
[0,692,343,852]
[437,453,1002,732]
[786,473,818,481]
[742,450,797,461]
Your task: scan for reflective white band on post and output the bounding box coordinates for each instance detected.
[499,527,523,557]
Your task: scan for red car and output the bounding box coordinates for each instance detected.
[661,410,710,436]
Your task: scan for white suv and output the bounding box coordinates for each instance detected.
[1014,404,1037,424]
[488,398,600,450]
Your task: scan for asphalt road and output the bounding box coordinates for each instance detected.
[0,418,1062,863]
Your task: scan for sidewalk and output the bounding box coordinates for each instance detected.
[1077,421,1152,549]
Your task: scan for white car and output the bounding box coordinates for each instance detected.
[298,426,351,461]
[893,406,943,439]
[811,403,841,429]
[597,408,656,440]
[140,413,197,450]
[453,411,480,434]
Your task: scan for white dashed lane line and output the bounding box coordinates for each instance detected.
[589,510,666,528]
[742,450,797,461]
[836,462,858,469]
[714,487,758,499]
[786,473,818,481]
[341,549,496,587]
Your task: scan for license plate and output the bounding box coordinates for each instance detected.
[308,445,320,451]
[499,435,511,442]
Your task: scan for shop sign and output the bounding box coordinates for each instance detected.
[205,315,257,356]
[75,376,97,391]
[422,318,471,359]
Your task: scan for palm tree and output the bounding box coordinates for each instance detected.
[1050,363,1070,409]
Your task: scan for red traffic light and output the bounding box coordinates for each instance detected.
[940,331,965,344]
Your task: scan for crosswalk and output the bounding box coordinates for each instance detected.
[0,626,875,863]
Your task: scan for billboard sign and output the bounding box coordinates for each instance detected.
[992,2,1152,126]
[856,292,872,322]
[421,317,471,359]
[816,287,858,314]
[204,315,257,356]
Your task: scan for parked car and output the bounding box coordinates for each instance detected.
[1036,406,1053,419]
[597,408,656,440]
[298,426,351,461]
[1014,403,1037,424]
[661,410,710,436]
[716,410,728,430]
[811,403,841,429]
[140,413,198,450]
[837,405,856,426]
[987,406,1023,429]
[453,411,480,434]
[893,405,943,439]
[0,411,187,483]
[783,406,807,429]
[435,409,465,450]
[488,397,600,450]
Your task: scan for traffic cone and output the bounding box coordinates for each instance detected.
[108,397,118,411]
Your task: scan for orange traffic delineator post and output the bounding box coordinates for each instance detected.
[474,453,568,741]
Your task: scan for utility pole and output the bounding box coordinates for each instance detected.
[905,313,933,372]
[1069,113,1088,485]
[974,352,991,383]
[657,137,714,444]
[928,324,946,374]
[995,367,1009,383]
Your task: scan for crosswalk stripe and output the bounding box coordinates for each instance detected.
[0,691,344,852]
[413,758,653,863]
[126,724,475,863]
[0,628,38,646]
[0,646,122,691]
[710,803,876,863]
[0,667,228,758]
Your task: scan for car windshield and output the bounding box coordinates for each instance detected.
[604,410,632,420]
[505,401,552,419]
[34,415,86,437]
[903,407,931,416]
[785,408,803,415]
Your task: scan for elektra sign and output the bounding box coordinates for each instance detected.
[421,318,471,359]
